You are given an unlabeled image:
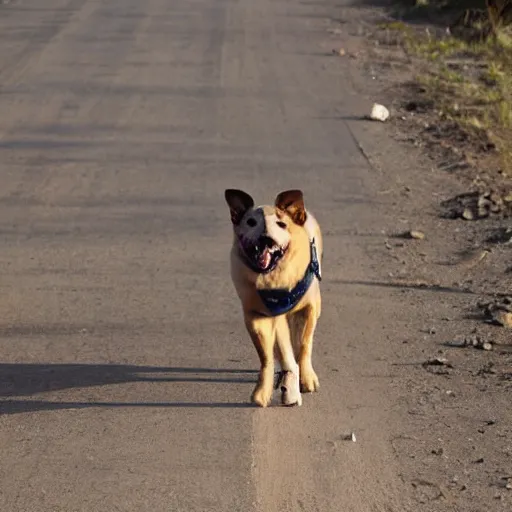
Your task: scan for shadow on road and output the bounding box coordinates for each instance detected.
[0,399,255,415]
[333,279,474,294]
[0,363,258,414]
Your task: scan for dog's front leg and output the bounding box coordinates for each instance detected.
[275,316,302,407]
[245,315,276,407]
[298,305,320,393]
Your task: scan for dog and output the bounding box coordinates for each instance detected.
[224,189,323,407]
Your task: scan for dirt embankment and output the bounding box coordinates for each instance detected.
[326,1,511,510]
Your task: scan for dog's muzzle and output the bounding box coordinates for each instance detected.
[238,234,287,273]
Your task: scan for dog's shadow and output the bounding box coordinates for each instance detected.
[0,363,259,414]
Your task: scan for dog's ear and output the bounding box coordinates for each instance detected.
[224,189,255,225]
[275,189,307,226]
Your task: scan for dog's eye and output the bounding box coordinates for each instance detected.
[277,221,287,229]
[246,218,257,227]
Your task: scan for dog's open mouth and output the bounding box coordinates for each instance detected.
[240,236,288,273]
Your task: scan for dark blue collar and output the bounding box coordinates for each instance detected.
[258,239,321,317]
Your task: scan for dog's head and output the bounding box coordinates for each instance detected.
[224,189,307,274]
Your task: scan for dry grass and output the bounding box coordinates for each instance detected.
[380,3,512,177]
[413,36,512,173]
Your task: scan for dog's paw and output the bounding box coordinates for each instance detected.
[251,385,273,407]
[279,371,302,407]
[300,367,319,393]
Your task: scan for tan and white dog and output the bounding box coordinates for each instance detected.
[225,189,323,407]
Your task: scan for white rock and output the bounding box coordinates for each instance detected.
[342,432,357,442]
[370,103,390,122]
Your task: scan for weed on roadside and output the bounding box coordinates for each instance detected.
[380,0,512,179]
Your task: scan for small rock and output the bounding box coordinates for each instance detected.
[423,357,453,375]
[462,208,475,220]
[478,207,489,218]
[342,432,357,442]
[409,230,425,240]
[370,103,390,122]
[493,310,512,328]
[469,335,480,347]
[461,335,494,351]
[425,357,450,366]
[477,195,491,209]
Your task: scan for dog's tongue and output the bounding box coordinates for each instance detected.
[258,248,272,269]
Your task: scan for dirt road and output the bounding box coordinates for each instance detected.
[0,0,474,511]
